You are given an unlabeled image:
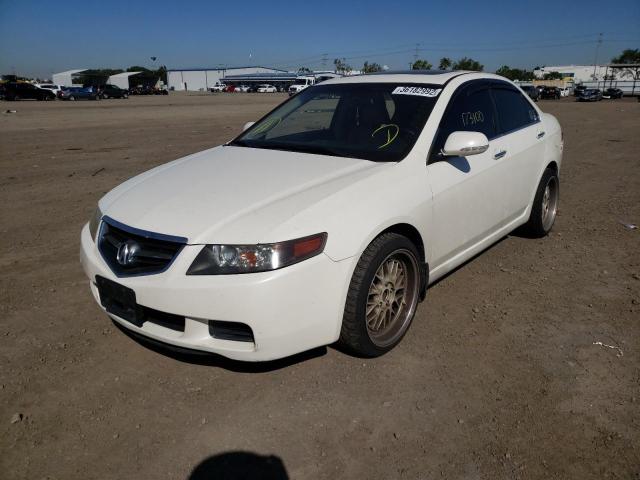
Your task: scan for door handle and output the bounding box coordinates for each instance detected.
[537,131,546,139]
[493,150,507,159]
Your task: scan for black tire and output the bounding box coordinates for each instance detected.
[338,233,421,357]
[520,168,559,238]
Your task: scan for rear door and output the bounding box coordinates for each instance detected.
[426,80,505,267]
[489,82,545,218]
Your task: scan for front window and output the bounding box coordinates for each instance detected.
[230,83,441,162]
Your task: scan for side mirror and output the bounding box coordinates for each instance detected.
[242,121,255,132]
[442,131,489,156]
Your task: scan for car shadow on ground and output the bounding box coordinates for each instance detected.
[113,320,327,372]
[426,235,509,289]
[188,451,289,480]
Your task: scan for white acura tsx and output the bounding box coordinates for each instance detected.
[80,71,563,361]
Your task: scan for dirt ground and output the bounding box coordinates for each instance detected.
[1,92,638,480]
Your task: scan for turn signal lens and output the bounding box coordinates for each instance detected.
[88,206,103,241]
[187,233,327,275]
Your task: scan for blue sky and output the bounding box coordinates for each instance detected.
[1,0,638,78]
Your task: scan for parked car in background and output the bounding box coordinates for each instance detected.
[535,85,546,97]
[576,89,603,102]
[58,86,101,101]
[4,82,56,101]
[80,71,563,361]
[540,86,561,100]
[559,86,572,97]
[288,75,316,95]
[602,87,623,99]
[100,84,129,99]
[224,85,236,93]
[36,83,63,97]
[236,85,251,93]
[257,84,277,93]
[519,85,539,102]
[209,82,226,92]
[574,85,587,97]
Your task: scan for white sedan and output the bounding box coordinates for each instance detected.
[36,83,63,97]
[257,84,277,93]
[80,71,563,361]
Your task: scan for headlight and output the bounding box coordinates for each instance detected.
[187,233,327,275]
[88,206,103,241]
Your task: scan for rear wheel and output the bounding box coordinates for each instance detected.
[339,233,421,357]
[520,168,559,237]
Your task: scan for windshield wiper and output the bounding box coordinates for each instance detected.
[229,141,346,158]
[227,139,250,147]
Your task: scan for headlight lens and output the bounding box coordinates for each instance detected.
[88,206,103,241]
[187,233,327,275]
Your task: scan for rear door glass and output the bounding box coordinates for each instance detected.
[491,87,539,134]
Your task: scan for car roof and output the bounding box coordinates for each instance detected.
[322,70,504,86]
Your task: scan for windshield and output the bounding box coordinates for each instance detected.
[293,78,309,85]
[230,83,441,162]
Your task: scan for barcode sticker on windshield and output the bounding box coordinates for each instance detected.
[392,86,441,97]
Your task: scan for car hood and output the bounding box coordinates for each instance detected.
[100,145,386,244]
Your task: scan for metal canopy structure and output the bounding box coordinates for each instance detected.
[603,63,640,96]
[107,71,142,90]
[221,72,299,83]
[52,69,86,86]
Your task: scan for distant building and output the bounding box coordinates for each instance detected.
[167,66,287,91]
[533,65,635,83]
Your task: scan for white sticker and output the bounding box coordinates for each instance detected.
[392,86,442,97]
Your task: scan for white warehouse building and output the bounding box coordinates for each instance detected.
[533,64,635,83]
[167,66,287,91]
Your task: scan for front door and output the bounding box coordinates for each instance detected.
[426,81,505,269]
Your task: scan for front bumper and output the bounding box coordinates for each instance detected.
[80,223,355,361]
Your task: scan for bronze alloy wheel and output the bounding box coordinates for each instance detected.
[365,249,420,348]
[541,176,559,231]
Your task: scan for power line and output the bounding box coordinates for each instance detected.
[266,33,635,72]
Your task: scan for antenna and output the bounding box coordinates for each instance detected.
[592,33,603,81]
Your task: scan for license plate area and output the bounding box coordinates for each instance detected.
[95,275,143,327]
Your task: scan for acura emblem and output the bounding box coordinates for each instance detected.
[116,240,140,266]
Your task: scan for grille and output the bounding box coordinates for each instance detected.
[208,321,255,343]
[143,306,185,332]
[98,216,187,277]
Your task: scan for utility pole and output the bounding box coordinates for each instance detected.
[412,43,420,69]
[321,53,328,71]
[593,33,603,83]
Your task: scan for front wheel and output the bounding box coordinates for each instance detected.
[338,233,421,357]
[520,168,559,237]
